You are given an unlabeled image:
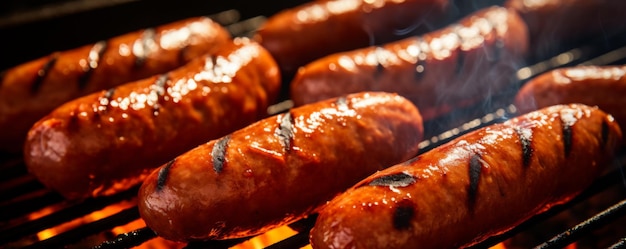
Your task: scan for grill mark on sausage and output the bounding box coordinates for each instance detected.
[561,118,573,157]
[393,199,415,230]
[276,112,294,152]
[367,172,416,188]
[151,74,169,115]
[157,159,175,191]
[134,28,156,68]
[78,40,108,90]
[32,53,60,94]
[374,47,385,78]
[468,153,482,207]
[212,135,231,174]
[601,119,609,150]
[515,127,533,167]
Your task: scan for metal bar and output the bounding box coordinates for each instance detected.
[534,199,626,249]
[91,227,157,249]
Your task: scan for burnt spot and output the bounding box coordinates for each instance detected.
[468,154,482,207]
[516,127,533,167]
[367,172,416,188]
[453,29,465,76]
[78,40,108,89]
[32,53,60,94]
[393,199,415,230]
[96,88,116,113]
[489,39,504,63]
[156,159,175,191]
[178,45,190,64]
[561,120,573,157]
[374,47,385,78]
[212,135,231,174]
[601,119,609,150]
[151,74,169,115]
[275,112,294,152]
[134,28,156,68]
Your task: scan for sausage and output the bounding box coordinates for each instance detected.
[253,0,450,79]
[310,103,622,249]
[290,6,529,120]
[505,0,626,59]
[23,37,280,200]
[514,65,626,130]
[138,91,424,241]
[0,16,231,153]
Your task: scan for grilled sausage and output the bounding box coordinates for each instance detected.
[0,16,231,153]
[290,6,528,120]
[24,37,280,200]
[505,0,626,59]
[310,103,622,249]
[514,65,626,129]
[253,0,450,79]
[138,92,424,241]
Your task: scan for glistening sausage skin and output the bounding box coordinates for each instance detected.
[0,16,231,153]
[24,37,280,200]
[310,104,622,249]
[138,92,424,241]
[290,6,528,120]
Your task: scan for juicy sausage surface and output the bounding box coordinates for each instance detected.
[310,104,622,249]
[138,92,424,241]
[515,65,626,129]
[0,16,231,153]
[290,6,528,120]
[24,37,280,200]
[253,0,450,78]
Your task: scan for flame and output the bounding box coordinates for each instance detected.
[232,225,309,249]
[28,200,184,249]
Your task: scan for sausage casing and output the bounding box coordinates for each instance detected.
[0,16,231,153]
[310,104,622,249]
[253,0,450,77]
[138,92,424,241]
[24,37,280,200]
[514,65,626,129]
[290,6,528,120]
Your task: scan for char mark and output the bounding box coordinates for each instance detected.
[468,154,482,207]
[134,28,156,68]
[516,127,533,167]
[601,119,609,150]
[276,112,295,152]
[156,159,175,191]
[562,120,573,157]
[31,53,60,94]
[78,40,108,89]
[367,172,416,188]
[393,199,415,230]
[212,135,231,174]
[374,47,385,78]
[453,29,465,76]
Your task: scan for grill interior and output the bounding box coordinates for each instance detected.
[1,1,626,249]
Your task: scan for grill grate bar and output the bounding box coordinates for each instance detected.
[534,198,626,249]
[91,227,156,249]
[0,188,63,222]
[23,206,139,249]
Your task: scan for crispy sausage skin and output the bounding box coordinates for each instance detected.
[515,65,626,129]
[505,0,626,59]
[310,104,622,249]
[24,37,280,200]
[138,92,424,241]
[0,17,231,153]
[290,6,528,120]
[253,0,450,78]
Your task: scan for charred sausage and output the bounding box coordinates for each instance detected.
[514,65,626,129]
[310,103,622,249]
[253,0,450,79]
[290,6,528,120]
[24,37,280,200]
[0,16,231,153]
[505,0,626,59]
[138,92,424,241]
